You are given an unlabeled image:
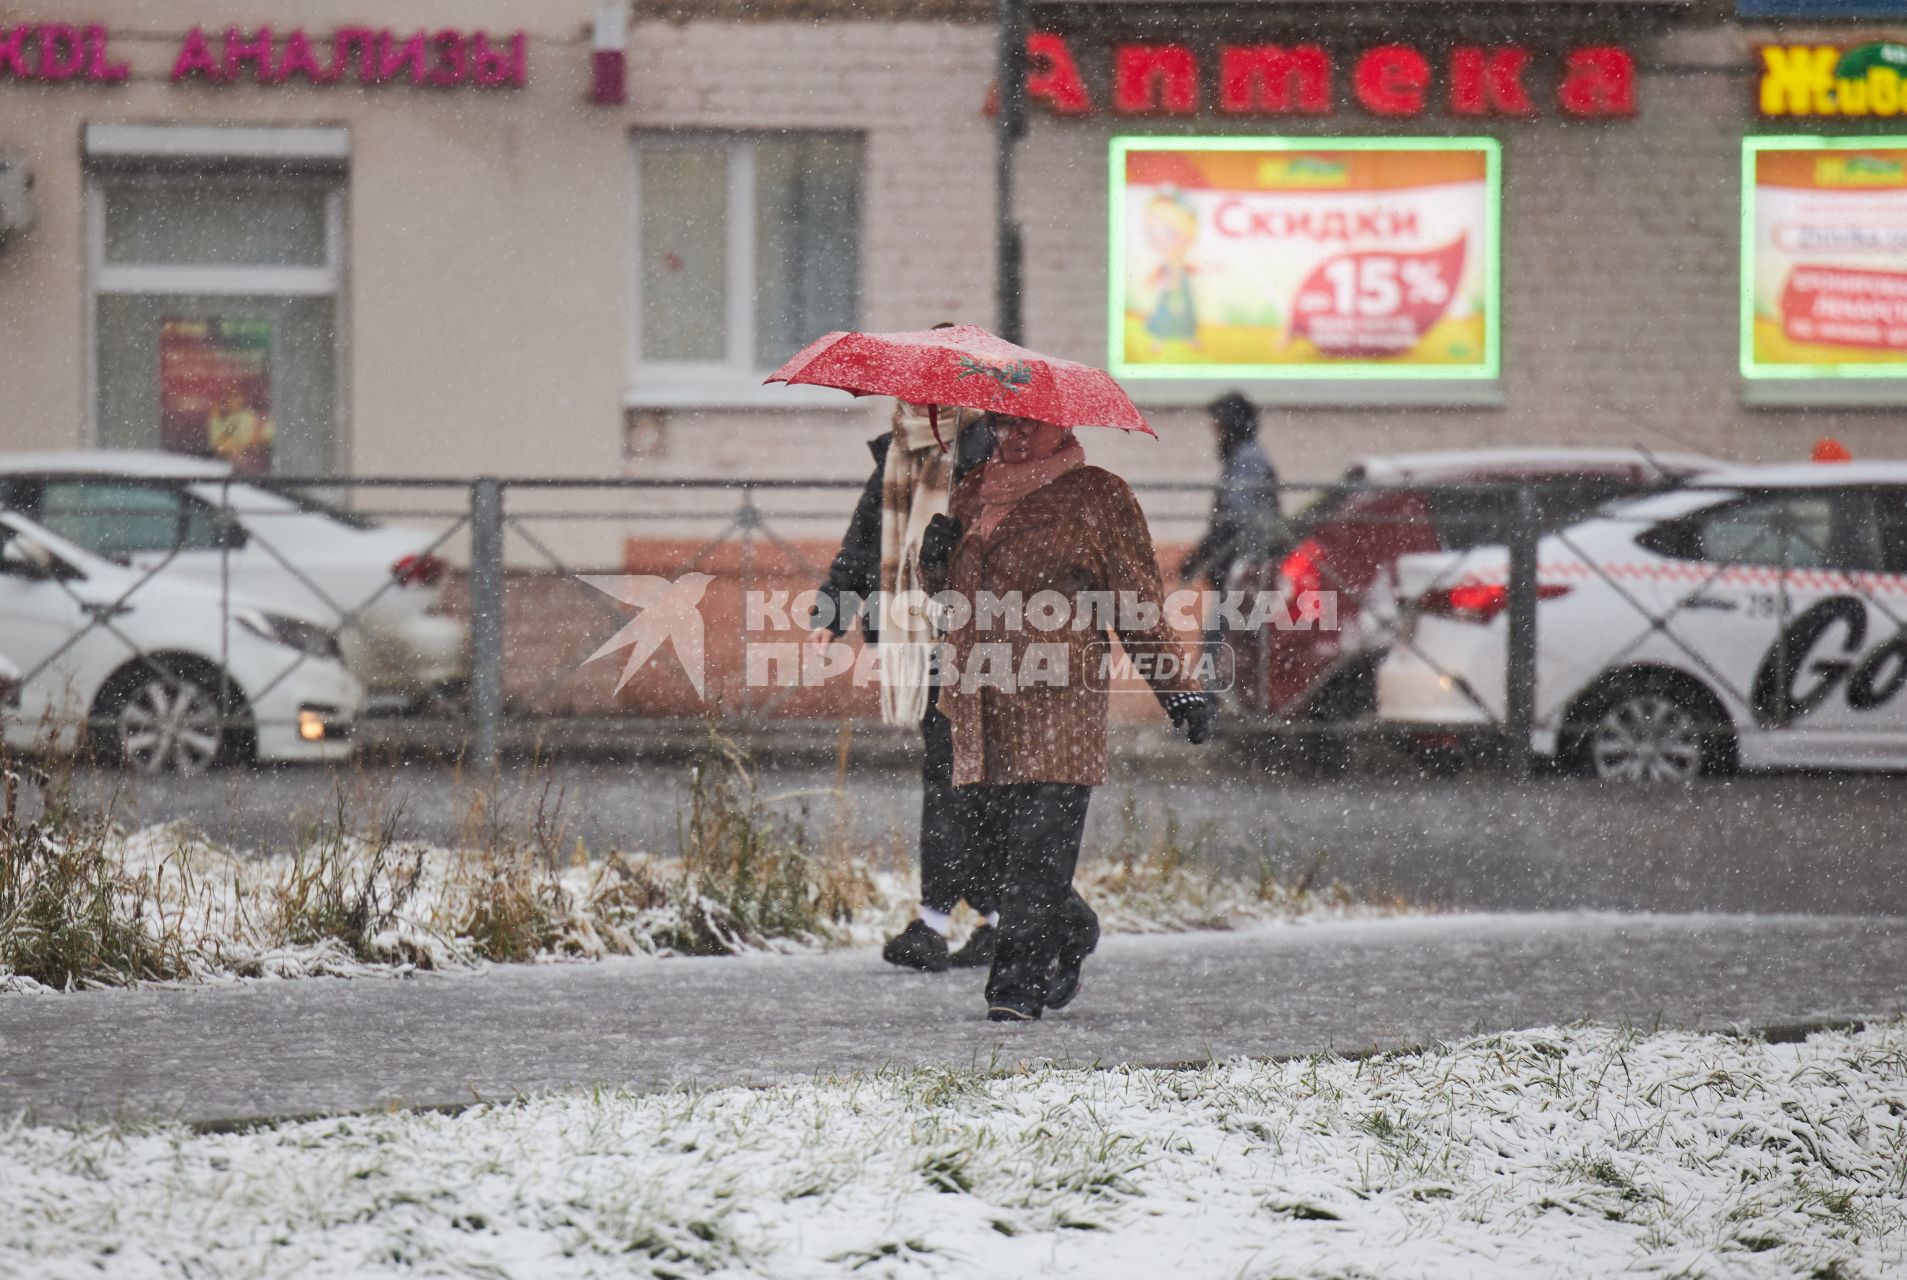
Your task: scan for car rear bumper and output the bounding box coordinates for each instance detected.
[1376,642,1500,728]
[342,614,469,696]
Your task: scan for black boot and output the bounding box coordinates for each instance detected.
[882,919,951,972]
[949,923,996,969]
[1044,894,1100,1011]
[986,997,1040,1022]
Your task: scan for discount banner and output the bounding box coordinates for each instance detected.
[1109,138,1499,381]
[1744,138,1907,378]
[159,317,275,474]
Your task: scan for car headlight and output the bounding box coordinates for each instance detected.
[236,610,343,661]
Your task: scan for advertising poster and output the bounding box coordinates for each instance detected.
[1109,137,1500,381]
[1743,137,1907,377]
[158,317,275,473]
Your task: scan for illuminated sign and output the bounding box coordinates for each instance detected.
[0,22,529,89]
[1742,136,1907,379]
[1759,42,1907,117]
[1030,36,1634,119]
[0,23,126,82]
[1110,137,1501,382]
[171,26,526,88]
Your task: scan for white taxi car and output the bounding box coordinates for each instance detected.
[0,511,360,772]
[0,452,466,711]
[1377,463,1907,780]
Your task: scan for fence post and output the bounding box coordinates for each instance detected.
[1504,483,1539,778]
[469,477,505,769]
[995,0,1027,343]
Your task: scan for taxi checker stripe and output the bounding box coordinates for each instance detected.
[1451,560,1907,595]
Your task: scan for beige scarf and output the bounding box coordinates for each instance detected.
[878,402,976,726]
[970,433,1087,542]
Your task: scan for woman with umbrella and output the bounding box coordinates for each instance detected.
[770,327,1216,1022]
[920,413,1216,1020]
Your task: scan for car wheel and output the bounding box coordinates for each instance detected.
[1578,686,1716,783]
[96,662,243,776]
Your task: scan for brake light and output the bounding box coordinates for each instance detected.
[1278,538,1325,598]
[392,553,446,588]
[1417,581,1570,624]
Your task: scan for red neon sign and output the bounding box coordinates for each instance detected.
[1025,36,1635,119]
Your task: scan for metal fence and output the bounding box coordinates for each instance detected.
[0,469,1898,780]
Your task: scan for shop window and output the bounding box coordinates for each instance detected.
[631,134,862,402]
[87,129,346,476]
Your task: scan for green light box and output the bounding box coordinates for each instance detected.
[1742,134,1907,381]
[1108,135,1501,382]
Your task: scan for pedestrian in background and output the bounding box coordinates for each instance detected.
[921,414,1216,1022]
[1180,391,1280,590]
[808,393,997,972]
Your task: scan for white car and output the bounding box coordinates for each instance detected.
[0,511,360,772]
[0,452,466,711]
[1378,462,1907,780]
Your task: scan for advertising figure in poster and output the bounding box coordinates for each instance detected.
[1143,190,1201,354]
[206,386,275,474]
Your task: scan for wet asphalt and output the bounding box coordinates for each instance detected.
[69,760,1907,915]
[3,913,1901,1127]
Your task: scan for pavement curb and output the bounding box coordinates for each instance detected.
[351,717,1296,776]
[162,1015,1876,1137]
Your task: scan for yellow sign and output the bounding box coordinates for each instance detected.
[1761,42,1907,118]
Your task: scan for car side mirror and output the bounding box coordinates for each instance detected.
[2,535,62,580]
[217,513,248,551]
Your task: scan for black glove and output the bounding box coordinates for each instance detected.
[1166,691,1217,745]
[920,514,962,573]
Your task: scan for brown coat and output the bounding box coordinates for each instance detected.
[930,464,1198,787]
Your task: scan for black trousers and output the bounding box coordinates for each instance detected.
[962,782,1097,1008]
[919,696,997,917]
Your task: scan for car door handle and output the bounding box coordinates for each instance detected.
[1678,594,1737,612]
[81,602,134,621]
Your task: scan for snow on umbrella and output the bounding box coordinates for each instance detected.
[764,324,1156,438]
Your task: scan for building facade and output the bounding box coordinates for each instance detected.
[1,0,1905,532]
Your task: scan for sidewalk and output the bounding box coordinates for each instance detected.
[4,913,1903,1128]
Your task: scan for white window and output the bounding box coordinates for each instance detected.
[630,133,862,405]
[86,126,347,476]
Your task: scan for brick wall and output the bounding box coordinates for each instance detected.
[1019,64,1906,485]
[638,22,1907,514]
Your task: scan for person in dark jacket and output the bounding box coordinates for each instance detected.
[808,399,997,972]
[1180,391,1280,590]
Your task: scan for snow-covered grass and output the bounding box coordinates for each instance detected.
[1,740,1395,993]
[3,1022,1901,1279]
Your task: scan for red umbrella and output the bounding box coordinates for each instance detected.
[765,324,1155,438]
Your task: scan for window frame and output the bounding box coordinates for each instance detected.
[627,131,862,409]
[83,133,349,473]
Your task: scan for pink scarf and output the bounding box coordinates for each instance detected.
[971,434,1086,541]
